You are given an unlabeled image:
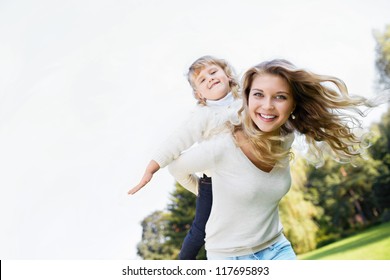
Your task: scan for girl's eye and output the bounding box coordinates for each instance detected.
[253,92,263,97]
[276,95,287,100]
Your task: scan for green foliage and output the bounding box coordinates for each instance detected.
[137,183,206,260]
[370,109,390,163]
[165,182,207,259]
[372,24,390,221]
[304,152,383,247]
[371,108,390,220]
[136,210,175,260]
[279,155,319,254]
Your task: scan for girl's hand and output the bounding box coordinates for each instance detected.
[128,172,153,195]
[128,160,160,195]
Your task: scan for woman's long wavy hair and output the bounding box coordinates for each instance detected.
[187,55,240,105]
[237,59,377,167]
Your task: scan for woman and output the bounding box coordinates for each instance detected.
[168,59,378,260]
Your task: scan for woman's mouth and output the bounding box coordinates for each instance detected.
[258,113,277,121]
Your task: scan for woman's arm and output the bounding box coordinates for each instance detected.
[168,134,223,195]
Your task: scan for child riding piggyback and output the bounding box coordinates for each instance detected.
[129,55,242,259]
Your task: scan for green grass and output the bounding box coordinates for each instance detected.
[298,222,390,260]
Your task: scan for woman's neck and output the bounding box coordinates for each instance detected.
[233,129,275,173]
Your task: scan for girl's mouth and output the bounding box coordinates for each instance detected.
[210,81,220,89]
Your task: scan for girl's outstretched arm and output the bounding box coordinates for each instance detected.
[128,160,160,195]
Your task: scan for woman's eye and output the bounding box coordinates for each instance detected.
[276,95,287,100]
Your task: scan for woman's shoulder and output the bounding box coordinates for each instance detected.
[205,129,234,142]
[205,131,236,160]
[199,130,235,149]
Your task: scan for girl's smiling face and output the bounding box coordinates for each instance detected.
[248,73,295,134]
[193,64,231,101]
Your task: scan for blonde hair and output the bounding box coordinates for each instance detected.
[187,55,240,105]
[237,59,377,167]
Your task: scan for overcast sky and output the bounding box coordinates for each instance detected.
[0,0,389,259]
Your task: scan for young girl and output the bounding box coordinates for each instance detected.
[168,59,381,259]
[128,55,241,259]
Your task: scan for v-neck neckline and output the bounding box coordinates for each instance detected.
[230,134,277,174]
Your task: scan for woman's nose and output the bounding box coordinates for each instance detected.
[262,98,274,109]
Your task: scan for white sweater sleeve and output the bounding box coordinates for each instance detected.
[168,134,222,195]
[152,106,211,169]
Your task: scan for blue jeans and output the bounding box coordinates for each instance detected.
[178,175,212,260]
[207,234,296,260]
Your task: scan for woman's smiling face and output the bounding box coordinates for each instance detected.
[248,73,295,134]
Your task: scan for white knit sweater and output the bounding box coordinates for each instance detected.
[168,132,294,258]
[152,93,241,169]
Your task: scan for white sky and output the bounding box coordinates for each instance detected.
[0,0,389,260]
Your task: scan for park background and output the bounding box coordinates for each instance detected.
[0,0,389,259]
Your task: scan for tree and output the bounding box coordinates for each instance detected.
[370,109,390,221]
[305,154,381,245]
[165,182,207,259]
[279,155,319,254]
[137,210,175,260]
[136,182,206,260]
[372,24,390,221]
[374,25,390,90]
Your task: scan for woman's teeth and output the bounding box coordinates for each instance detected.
[260,114,276,119]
